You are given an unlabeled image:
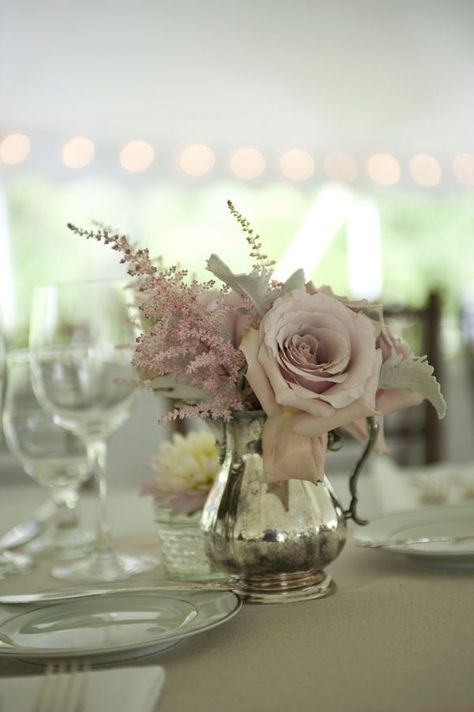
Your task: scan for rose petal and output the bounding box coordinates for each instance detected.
[240,328,282,416]
[264,293,379,409]
[239,289,387,477]
[262,413,328,483]
[376,387,424,415]
[289,378,346,400]
[291,349,383,436]
[259,341,336,418]
[198,289,252,349]
[279,327,351,378]
[318,312,379,408]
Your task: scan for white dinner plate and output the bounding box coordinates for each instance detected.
[0,590,241,663]
[354,505,474,568]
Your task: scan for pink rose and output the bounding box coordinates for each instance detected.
[306,282,384,328]
[240,289,383,482]
[345,324,423,448]
[376,324,423,414]
[305,285,423,448]
[198,290,252,348]
[377,324,412,362]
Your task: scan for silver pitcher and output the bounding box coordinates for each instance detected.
[201,411,378,603]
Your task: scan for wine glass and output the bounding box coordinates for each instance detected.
[29,280,157,582]
[0,330,34,578]
[2,350,94,562]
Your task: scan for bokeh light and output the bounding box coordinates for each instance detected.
[179,144,216,176]
[279,148,315,181]
[0,133,30,164]
[120,140,155,173]
[409,154,442,187]
[324,153,358,182]
[367,153,401,186]
[62,137,95,168]
[452,153,474,186]
[229,147,266,180]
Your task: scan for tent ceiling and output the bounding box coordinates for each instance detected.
[1,0,474,160]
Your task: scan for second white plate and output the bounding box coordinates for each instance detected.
[354,505,474,568]
[0,590,241,663]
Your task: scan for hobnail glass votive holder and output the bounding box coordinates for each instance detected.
[154,505,226,580]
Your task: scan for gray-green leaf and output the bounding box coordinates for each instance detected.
[379,355,447,418]
[206,253,271,316]
[279,268,306,296]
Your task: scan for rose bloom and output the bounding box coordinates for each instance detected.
[198,290,252,348]
[346,324,423,447]
[240,289,382,482]
[306,284,423,448]
[376,324,422,412]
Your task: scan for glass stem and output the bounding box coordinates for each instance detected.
[87,439,113,556]
[51,488,79,530]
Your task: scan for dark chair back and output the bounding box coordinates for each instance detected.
[383,291,443,465]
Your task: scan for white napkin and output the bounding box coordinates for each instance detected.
[0,665,165,712]
[372,455,474,514]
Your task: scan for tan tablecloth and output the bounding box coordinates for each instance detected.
[0,485,473,712]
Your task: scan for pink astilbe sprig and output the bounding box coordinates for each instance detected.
[67,222,255,419]
[226,200,275,272]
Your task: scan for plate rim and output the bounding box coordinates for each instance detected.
[0,590,242,659]
[354,504,474,558]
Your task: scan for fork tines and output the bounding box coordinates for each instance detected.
[33,660,90,712]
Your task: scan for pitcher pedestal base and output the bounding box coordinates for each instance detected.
[232,570,336,604]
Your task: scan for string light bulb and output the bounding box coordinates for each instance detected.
[62,137,95,168]
[324,153,358,182]
[179,144,215,176]
[120,141,155,173]
[367,153,401,186]
[279,149,315,181]
[0,133,30,164]
[409,154,441,187]
[229,147,266,180]
[452,154,474,186]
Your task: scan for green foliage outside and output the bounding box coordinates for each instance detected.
[4,173,474,346]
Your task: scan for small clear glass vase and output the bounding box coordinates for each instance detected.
[154,505,227,581]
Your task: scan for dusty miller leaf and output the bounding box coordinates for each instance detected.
[358,306,383,322]
[279,269,306,296]
[379,355,447,418]
[206,253,272,316]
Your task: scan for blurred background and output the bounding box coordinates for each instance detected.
[1,0,474,481]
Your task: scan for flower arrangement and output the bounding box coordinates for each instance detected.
[69,202,446,484]
[142,430,219,514]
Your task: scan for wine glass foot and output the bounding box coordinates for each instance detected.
[50,549,158,582]
[0,551,34,579]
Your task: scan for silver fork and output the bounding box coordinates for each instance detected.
[32,660,89,712]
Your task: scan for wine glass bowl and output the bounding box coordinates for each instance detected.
[0,331,34,578]
[2,350,93,560]
[29,280,157,582]
[31,347,136,441]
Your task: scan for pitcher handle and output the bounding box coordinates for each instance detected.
[343,416,380,526]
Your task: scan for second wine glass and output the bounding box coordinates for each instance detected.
[2,350,94,562]
[0,326,33,578]
[29,280,157,582]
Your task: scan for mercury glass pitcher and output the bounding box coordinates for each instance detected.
[201,411,378,604]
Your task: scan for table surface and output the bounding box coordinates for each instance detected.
[0,482,473,712]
